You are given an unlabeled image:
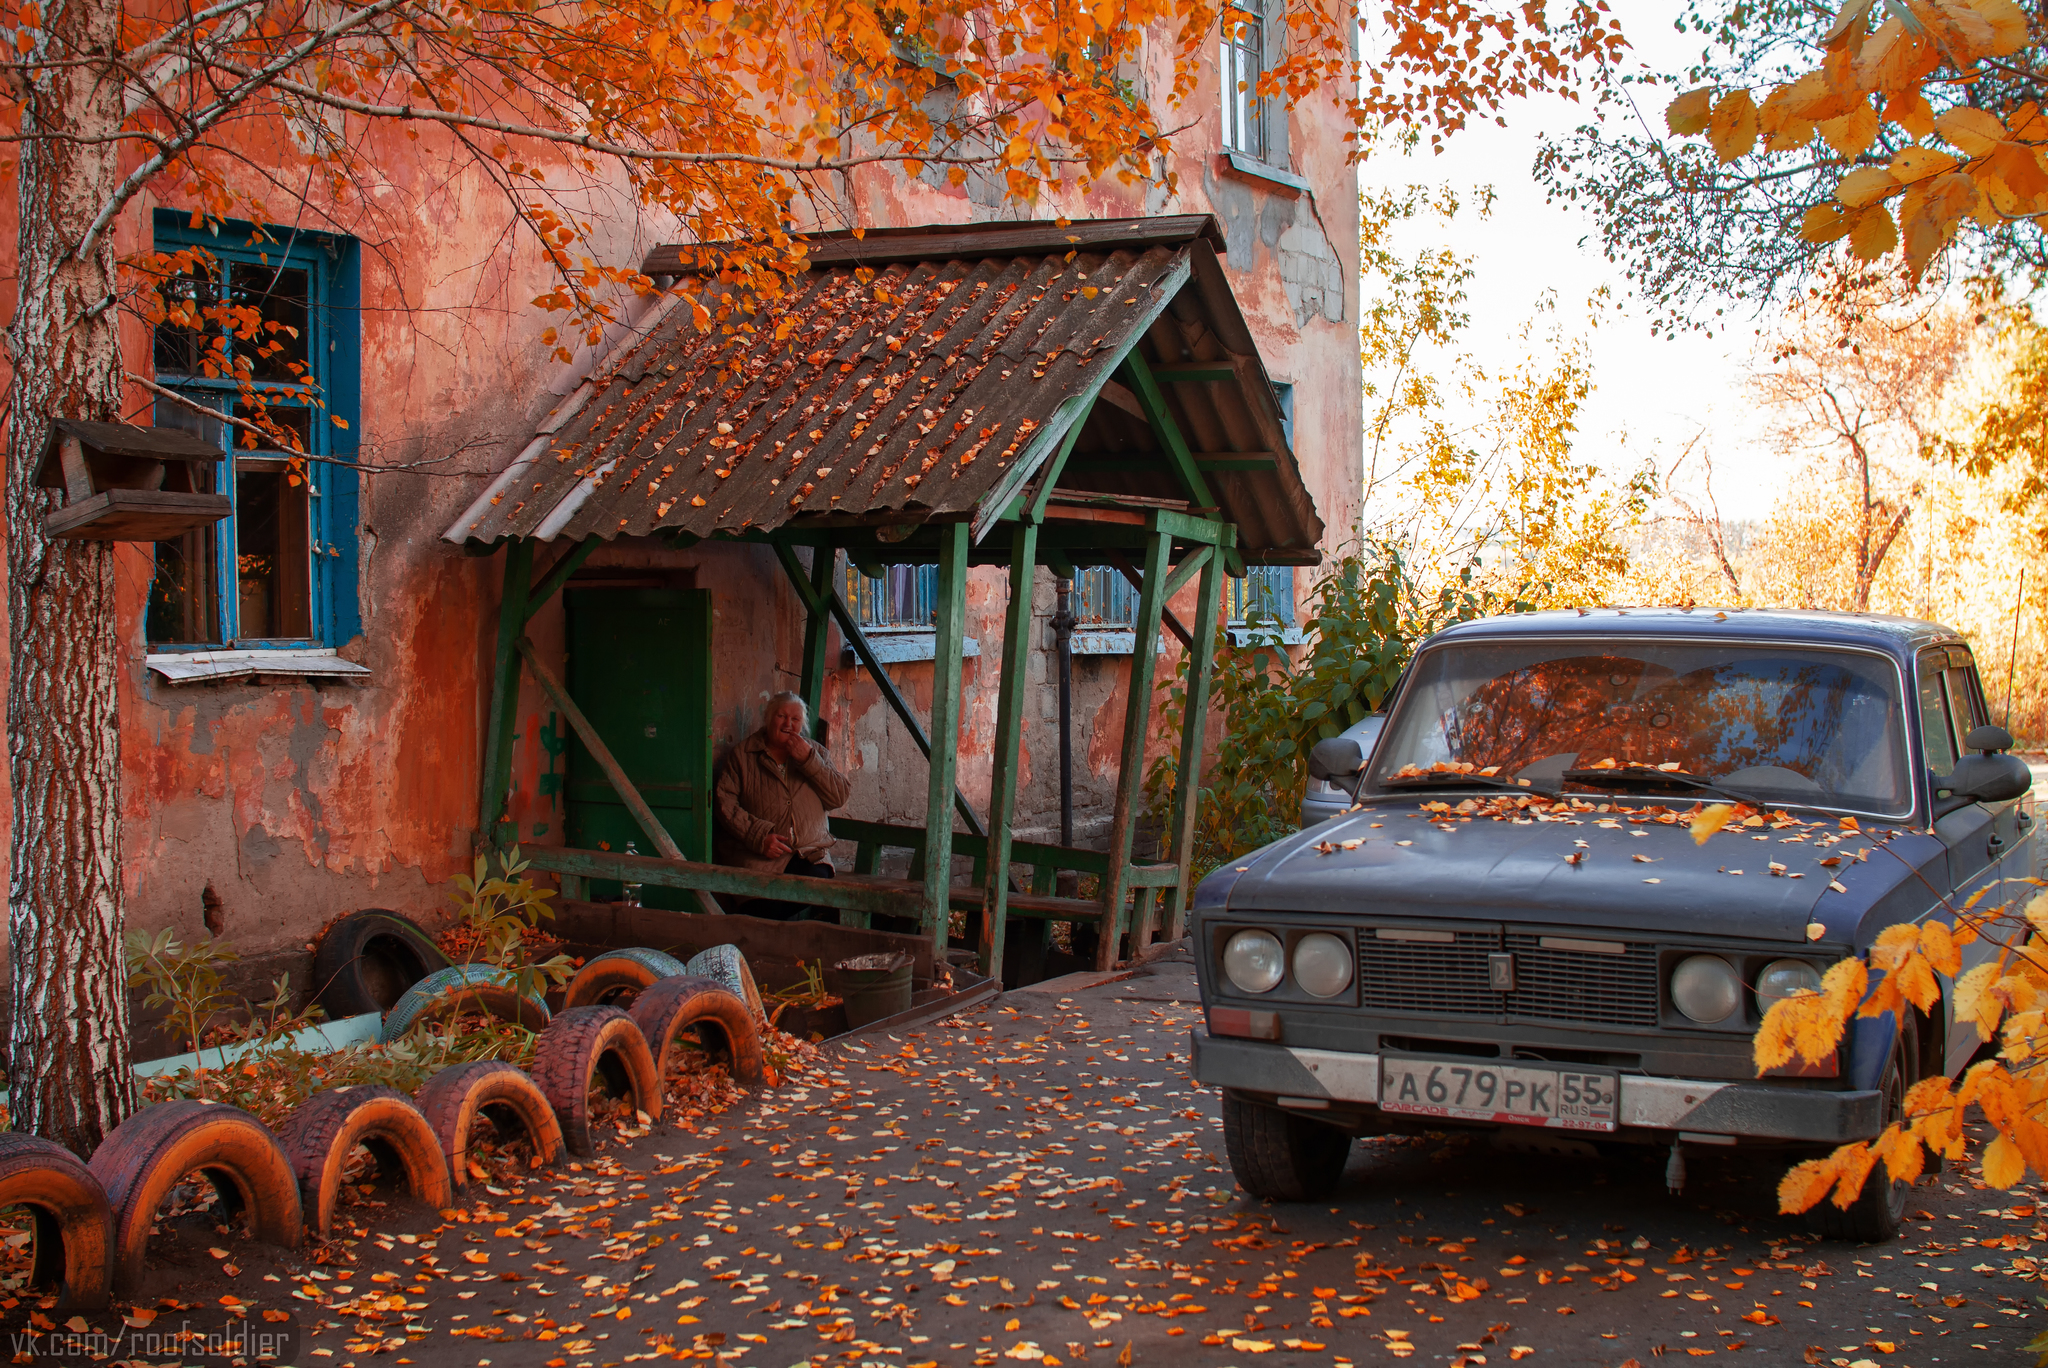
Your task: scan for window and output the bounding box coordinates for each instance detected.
[146,213,361,650]
[1075,567,1137,626]
[846,561,937,630]
[1271,381,1294,449]
[1919,646,1987,781]
[1229,564,1295,626]
[1220,0,1267,159]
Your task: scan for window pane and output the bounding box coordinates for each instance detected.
[234,464,312,640]
[1918,661,1957,779]
[152,263,222,378]
[231,263,311,385]
[147,460,221,647]
[235,400,311,454]
[847,561,937,628]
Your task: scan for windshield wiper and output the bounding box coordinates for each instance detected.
[1561,765,1777,808]
[1381,772,1555,796]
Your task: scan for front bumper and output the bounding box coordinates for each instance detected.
[1191,1031,1882,1145]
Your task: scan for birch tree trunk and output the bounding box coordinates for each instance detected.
[5,0,135,1153]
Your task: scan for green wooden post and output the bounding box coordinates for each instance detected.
[1094,519,1173,970]
[478,539,534,851]
[798,547,834,737]
[977,520,1040,975]
[922,521,970,948]
[1164,534,1230,941]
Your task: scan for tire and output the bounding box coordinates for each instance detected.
[415,1061,564,1191]
[628,975,766,1089]
[1815,1025,1916,1244]
[0,1133,114,1307]
[529,1006,662,1156]
[381,964,551,1042]
[1221,1091,1351,1202]
[562,948,689,1010]
[313,910,451,1018]
[685,945,765,1024]
[276,1087,454,1237]
[87,1100,302,1298]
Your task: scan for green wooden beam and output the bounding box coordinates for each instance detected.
[478,539,533,850]
[523,539,598,622]
[1147,362,1238,382]
[1095,524,1173,970]
[797,547,833,736]
[978,519,1038,974]
[1164,546,1228,942]
[772,540,987,838]
[1164,544,1214,602]
[523,845,915,917]
[923,521,970,947]
[1119,351,1216,511]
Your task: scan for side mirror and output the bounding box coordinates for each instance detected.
[1939,751,2034,813]
[1967,723,2016,754]
[1308,737,1366,783]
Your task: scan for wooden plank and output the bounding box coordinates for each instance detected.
[1096,524,1172,969]
[523,539,599,621]
[979,520,1038,973]
[1109,552,1195,651]
[1119,350,1217,512]
[923,521,969,947]
[1148,362,1238,382]
[828,817,1115,876]
[478,540,533,848]
[525,845,921,917]
[797,546,833,733]
[1165,540,1229,941]
[550,899,936,982]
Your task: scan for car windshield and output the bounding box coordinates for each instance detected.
[1368,639,1911,815]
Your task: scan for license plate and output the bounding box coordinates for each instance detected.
[1379,1055,1618,1132]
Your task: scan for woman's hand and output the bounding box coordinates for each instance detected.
[764,832,793,859]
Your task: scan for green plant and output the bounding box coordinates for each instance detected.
[125,928,242,1067]
[446,846,577,1007]
[1144,542,1536,882]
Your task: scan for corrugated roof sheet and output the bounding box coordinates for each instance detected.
[447,217,1323,559]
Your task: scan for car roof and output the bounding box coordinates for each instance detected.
[1424,606,1965,661]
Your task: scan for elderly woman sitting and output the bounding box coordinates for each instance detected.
[713,691,852,920]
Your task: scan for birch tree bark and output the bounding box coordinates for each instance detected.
[4,0,136,1152]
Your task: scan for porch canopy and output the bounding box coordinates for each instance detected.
[447,214,1323,973]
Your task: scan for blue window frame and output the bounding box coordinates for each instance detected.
[846,561,937,629]
[1228,564,1295,627]
[1075,566,1136,625]
[146,212,361,650]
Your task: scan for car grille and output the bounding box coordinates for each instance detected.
[1357,928,1498,1016]
[1355,926,1661,1028]
[1504,932,1660,1028]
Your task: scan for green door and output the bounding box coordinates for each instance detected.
[564,587,713,906]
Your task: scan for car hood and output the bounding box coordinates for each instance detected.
[1212,798,1889,943]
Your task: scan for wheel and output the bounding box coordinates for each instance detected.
[415,1061,564,1191]
[86,1100,302,1298]
[1221,1091,1351,1202]
[0,1133,114,1306]
[1814,1025,1916,1244]
[562,948,689,1009]
[684,945,765,1024]
[380,964,552,1042]
[313,910,451,1018]
[529,1006,662,1156]
[276,1086,454,1236]
[628,974,765,1088]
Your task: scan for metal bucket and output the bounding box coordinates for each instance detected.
[826,952,914,1029]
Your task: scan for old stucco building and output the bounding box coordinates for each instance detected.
[3,13,1362,980]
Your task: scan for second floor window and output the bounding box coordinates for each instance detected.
[1220,0,1268,159]
[146,213,361,651]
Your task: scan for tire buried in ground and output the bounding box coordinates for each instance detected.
[276,1086,455,1237]
[0,1133,114,1307]
[380,964,551,1042]
[415,1061,564,1191]
[562,948,689,1009]
[685,944,765,1024]
[313,910,451,1018]
[628,974,766,1089]
[86,1101,302,1299]
[529,1006,661,1156]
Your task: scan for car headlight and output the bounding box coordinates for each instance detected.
[1223,930,1285,994]
[1670,954,1742,1024]
[1756,958,1823,1004]
[1292,932,1355,999]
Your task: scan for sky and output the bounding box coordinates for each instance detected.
[1355,0,1795,521]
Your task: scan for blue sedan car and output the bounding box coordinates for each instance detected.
[1191,608,2037,1243]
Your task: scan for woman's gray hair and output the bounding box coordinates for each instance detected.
[765,690,808,727]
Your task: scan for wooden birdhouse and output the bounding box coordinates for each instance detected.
[36,418,234,542]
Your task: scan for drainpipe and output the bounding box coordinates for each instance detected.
[1054,576,1077,850]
